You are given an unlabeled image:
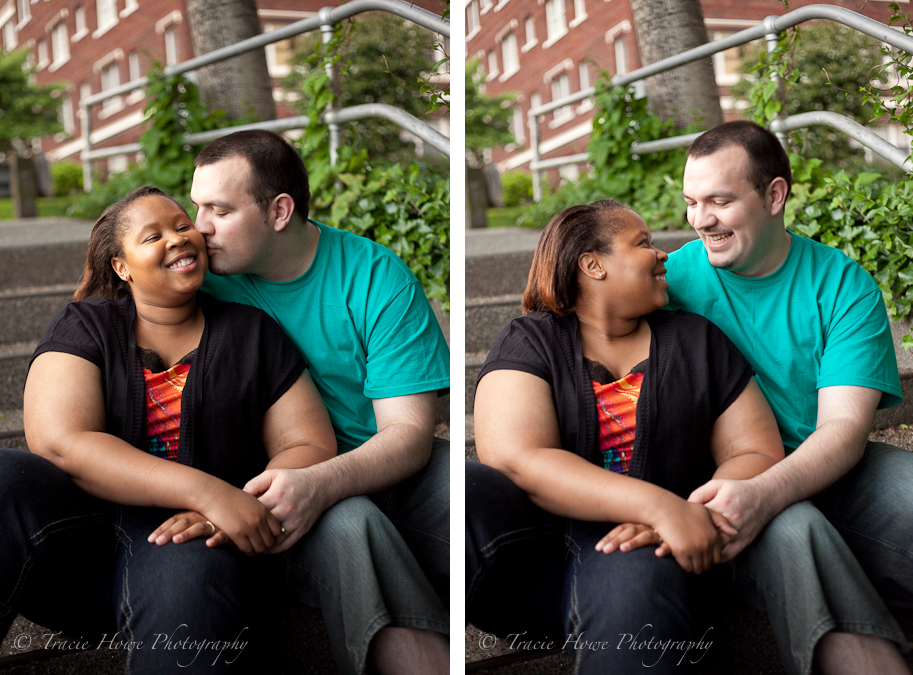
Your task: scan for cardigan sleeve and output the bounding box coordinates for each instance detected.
[255,310,308,410]
[700,316,755,418]
[31,301,107,370]
[478,316,555,387]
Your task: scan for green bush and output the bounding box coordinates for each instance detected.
[500,171,533,207]
[51,162,84,196]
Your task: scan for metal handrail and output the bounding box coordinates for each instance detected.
[525,4,913,199]
[80,0,450,188]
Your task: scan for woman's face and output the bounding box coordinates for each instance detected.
[112,195,208,305]
[587,210,669,317]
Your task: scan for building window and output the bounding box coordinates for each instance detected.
[710,31,746,86]
[579,61,590,90]
[2,19,17,49]
[500,32,519,80]
[126,50,144,103]
[511,105,525,144]
[164,27,179,65]
[614,35,627,75]
[60,94,76,135]
[263,21,306,79]
[108,154,129,174]
[101,62,123,115]
[16,0,30,26]
[570,0,587,27]
[467,0,480,38]
[551,73,572,125]
[486,50,499,81]
[480,0,493,14]
[96,0,117,34]
[121,0,139,18]
[522,16,537,52]
[36,40,49,70]
[51,22,70,69]
[544,0,567,47]
[73,7,88,40]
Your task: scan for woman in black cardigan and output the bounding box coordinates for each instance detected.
[467,200,784,673]
[3,186,336,673]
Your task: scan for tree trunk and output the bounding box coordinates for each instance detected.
[629,0,724,130]
[185,0,277,122]
[10,153,38,219]
[466,166,489,229]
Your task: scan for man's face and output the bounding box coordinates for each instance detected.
[682,144,782,278]
[190,156,271,276]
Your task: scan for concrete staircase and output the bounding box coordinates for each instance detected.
[0,218,340,674]
[464,226,913,674]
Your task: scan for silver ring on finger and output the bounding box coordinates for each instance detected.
[280,526,288,537]
[206,520,216,536]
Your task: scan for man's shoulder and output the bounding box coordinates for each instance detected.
[319,222,412,273]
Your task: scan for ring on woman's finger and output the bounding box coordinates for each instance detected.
[653,530,663,546]
[280,526,288,536]
[205,521,216,536]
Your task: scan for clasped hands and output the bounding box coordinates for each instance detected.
[595,478,766,574]
[147,467,324,555]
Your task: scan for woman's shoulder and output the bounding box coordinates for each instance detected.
[650,308,721,334]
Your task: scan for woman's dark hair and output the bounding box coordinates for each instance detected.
[74,186,188,302]
[522,200,632,316]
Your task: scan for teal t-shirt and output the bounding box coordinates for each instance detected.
[666,231,901,452]
[202,222,450,452]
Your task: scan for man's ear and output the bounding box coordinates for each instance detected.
[768,177,789,216]
[111,257,131,283]
[270,194,296,232]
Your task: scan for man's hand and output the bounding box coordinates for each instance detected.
[650,501,735,574]
[688,478,775,561]
[244,467,329,553]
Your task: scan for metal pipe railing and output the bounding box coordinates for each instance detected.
[80,0,450,188]
[525,4,913,196]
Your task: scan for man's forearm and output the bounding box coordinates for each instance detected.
[748,416,869,514]
[303,422,434,512]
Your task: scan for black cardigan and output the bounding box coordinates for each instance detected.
[31,293,306,488]
[478,310,754,498]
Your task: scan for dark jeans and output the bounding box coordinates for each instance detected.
[466,461,718,674]
[0,449,258,674]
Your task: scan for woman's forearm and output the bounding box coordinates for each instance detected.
[712,452,779,481]
[265,444,335,471]
[36,430,229,512]
[500,446,683,527]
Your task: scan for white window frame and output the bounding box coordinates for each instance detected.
[511,105,525,144]
[36,39,49,70]
[94,0,118,38]
[486,49,499,81]
[60,94,76,135]
[16,0,30,28]
[550,73,573,127]
[127,51,144,104]
[522,16,537,52]
[72,7,88,41]
[99,59,124,118]
[570,0,587,28]
[2,18,17,49]
[50,21,70,71]
[494,0,510,11]
[466,0,480,40]
[164,27,179,66]
[480,0,493,15]
[577,61,593,113]
[499,32,519,81]
[121,0,139,19]
[543,0,567,49]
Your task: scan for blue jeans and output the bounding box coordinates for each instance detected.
[0,449,259,674]
[732,441,912,675]
[280,438,450,675]
[466,461,719,674]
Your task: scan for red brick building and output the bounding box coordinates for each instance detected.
[465,0,903,184]
[1,0,447,175]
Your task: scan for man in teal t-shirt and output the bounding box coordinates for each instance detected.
[189,130,449,675]
[668,121,911,673]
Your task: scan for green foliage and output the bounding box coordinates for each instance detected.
[291,21,450,311]
[732,22,882,170]
[465,60,514,166]
[500,171,533,207]
[283,15,439,165]
[51,162,84,196]
[518,81,699,229]
[0,49,63,152]
[860,4,913,148]
[70,65,236,218]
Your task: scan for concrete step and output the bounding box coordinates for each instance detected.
[465,352,486,413]
[0,287,74,345]
[0,218,92,292]
[466,295,523,355]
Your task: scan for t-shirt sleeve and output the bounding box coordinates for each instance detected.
[478,319,553,386]
[30,303,105,370]
[817,278,901,408]
[702,317,755,417]
[257,311,308,409]
[362,280,450,399]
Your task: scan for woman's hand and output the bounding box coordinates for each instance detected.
[595,523,672,556]
[194,484,286,555]
[649,501,735,574]
[147,511,231,547]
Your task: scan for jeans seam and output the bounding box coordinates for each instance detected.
[28,512,109,546]
[830,523,913,561]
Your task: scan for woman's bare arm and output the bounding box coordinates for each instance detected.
[25,351,281,554]
[261,370,337,470]
[708,377,785,480]
[475,369,726,573]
